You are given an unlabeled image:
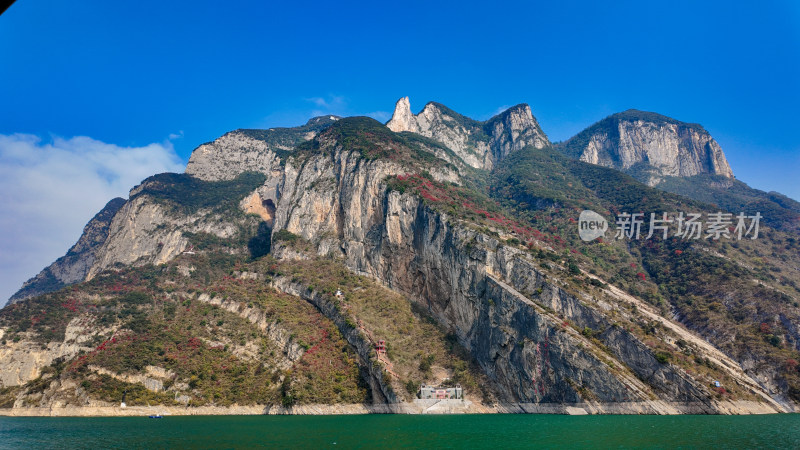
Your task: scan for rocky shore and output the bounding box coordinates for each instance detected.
[0,399,779,417]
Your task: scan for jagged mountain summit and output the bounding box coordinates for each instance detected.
[559,109,734,185]
[386,96,550,169]
[2,97,799,415]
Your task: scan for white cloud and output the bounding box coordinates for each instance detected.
[306,94,347,112]
[307,97,328,107]
[0,134,185,305]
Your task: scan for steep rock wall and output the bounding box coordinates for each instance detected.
[185,132,284,182]
[86,195,238,280]
[269,149,750,411]
[573,118,733,185]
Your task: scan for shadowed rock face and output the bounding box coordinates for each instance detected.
[386,97,550,170]
[8,197,126,304]
[561,110,733,185]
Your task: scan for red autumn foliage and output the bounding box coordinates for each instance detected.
[392,173,563,248]
[60,298,81,313]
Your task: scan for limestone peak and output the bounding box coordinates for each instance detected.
[561,110,734,183]
[386,96,416,133]
[384,97,548,169]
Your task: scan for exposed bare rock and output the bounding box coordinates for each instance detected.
[385,97,416,133]
[265,136,779,412]
[561,110,733,185]
[86,365,170,393]
[241,191,276,226]
[271,278,397,404]
[196,293,305,368]
[86,195,236,280]
[0,317,100,387]
[6,101,795,415]
[186,131,283,182]
[386,97,549,169]
[185,115,340,181]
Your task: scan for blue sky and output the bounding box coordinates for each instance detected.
[0,0,799,302]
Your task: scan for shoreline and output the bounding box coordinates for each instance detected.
[0,399,782,417]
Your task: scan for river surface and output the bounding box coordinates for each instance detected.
[2,414,799,448]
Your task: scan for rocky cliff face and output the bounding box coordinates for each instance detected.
[85,194,238,280]
[185,115,339,183]
[6,118,329,304]
[9,100,541,303]
[561,110,733,185]
[386,97,549,170]
[6,100,797,413]
[0,317,103,387]
[267,138,784,411]
[9,198,126,304]
[9,175,262,301]
[186,131,284,182]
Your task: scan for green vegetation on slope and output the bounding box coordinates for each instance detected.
[656,174,800,233]
[294,117,457,173]
[483,144,800,400]
[382,134,800,402]
[236,115,339,148]
[131,171,267,216]
[3,106,799,408]
[0,212,490,407]
[0,251,369,407]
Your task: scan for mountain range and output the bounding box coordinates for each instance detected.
[1,97,798,415]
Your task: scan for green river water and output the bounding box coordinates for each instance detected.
[1,414,798,448]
